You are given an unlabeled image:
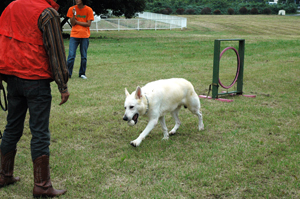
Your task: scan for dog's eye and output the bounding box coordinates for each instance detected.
[130,106,134,109]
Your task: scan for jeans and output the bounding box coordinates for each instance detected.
[67,37,89,77]
[0,76,52,161]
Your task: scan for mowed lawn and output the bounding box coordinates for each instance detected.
[1,15,300,198]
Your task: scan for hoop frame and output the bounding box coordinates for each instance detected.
[212,39,245,99]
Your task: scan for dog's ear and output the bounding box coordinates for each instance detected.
[125,88,130,97]
[135,86,142,99]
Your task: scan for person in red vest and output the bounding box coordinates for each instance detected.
[0,0,69,197]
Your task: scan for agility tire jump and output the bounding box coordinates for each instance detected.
[218,46,240,89]
[199,39,255,102]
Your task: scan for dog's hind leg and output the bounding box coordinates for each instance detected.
[195,110,204,131]
[159,116,169,140]
[187,94,204,131]
[169,106,181,136]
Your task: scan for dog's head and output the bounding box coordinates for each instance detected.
[123,86,145,126]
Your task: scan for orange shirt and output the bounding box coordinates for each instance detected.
[67,5,94,38]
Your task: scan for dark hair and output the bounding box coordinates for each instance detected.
[82,0,87,5]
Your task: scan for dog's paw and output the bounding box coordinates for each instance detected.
[162,136,169,140]
[199,124,204,131]
[130,141,137,147]
[169,131,176,136]
[130,140,140,147]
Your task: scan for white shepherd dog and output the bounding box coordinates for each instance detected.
[123,78,204,147]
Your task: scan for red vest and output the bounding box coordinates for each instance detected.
[0,0,59,80]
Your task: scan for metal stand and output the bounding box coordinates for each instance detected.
[199,39,255,102]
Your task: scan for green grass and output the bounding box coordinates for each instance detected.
[1,15,300,198]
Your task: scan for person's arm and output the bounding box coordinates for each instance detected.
[70,7,76,26]
[73,7,93,27]
[74,20,92,27]
[38,8,70,105]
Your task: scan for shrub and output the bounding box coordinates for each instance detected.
[213,9,222,15]
[283,4,297,13]
[186,9,195,15]
[159,8,173,15]
[193,6,204,14]
[165,7,173,14]
[227,8,235,15]
[160,9,169,15]
[250,8,259,14]
[262,8,272,15]
[200,7,211,15]
[176,8,185,15]
[239,7,248,14]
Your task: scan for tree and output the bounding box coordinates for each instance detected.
[0,0,11,15]
[0,0,146,27]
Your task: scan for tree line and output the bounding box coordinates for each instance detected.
[0,0,298,23]
[0,0,146,25]
[144,0,299,15]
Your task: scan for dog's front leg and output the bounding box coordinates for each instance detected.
[159,116,169,140]
[130,119,158,147]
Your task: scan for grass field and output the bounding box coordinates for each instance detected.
[1,15,300,198]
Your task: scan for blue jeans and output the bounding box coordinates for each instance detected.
[0,76,52,161]
[67,37,89,77]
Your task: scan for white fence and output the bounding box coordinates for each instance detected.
[63,12,187,31]
[138,12,187,29]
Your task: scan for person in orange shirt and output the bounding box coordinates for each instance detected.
[67,0,94,79]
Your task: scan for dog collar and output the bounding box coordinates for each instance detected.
[144,95,149,114]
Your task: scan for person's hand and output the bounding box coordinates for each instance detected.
[0,74,6,89]
[0,78,3,90]
[59,91,70,105]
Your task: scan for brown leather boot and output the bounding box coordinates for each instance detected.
[0,149,20,187]
[33,155,67,198]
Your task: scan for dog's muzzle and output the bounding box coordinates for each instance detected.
[123,115,129,121]
[123,113,139,125]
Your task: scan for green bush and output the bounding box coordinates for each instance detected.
[159,7,172,15]
[262,8,272,15]
[239,6,248,14]
[200,7,211,15]
[189,5,204,15]
[227,8,235,15]
[176,8,185,15]
[213,9,222,15]
[283,4,298,13]
[160,9,168,14]
[186,9,195,15]
[250,7,258,14]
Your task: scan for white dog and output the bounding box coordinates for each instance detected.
[123,78,204,147]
